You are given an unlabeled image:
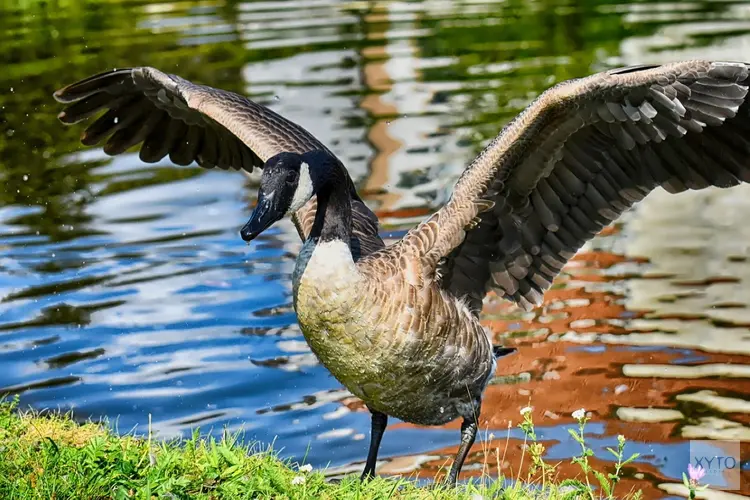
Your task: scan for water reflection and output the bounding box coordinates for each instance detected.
[1,0,749,497]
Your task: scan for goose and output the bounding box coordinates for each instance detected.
[53,60,750,483]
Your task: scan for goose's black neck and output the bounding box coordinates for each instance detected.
[308,156,353,245]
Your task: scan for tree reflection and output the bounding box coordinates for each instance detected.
[0,0,246,242]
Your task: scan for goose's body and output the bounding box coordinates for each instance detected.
[53,60,750,482]
[294,238,493,427]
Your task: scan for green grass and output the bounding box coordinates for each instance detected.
[0,398,639,499]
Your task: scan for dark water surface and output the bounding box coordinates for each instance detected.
[1,0,750,497]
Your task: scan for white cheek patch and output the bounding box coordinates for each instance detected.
[287,161,314,215]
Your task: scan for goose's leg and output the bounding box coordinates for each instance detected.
[445,414,479,485]
[361,409,388,480]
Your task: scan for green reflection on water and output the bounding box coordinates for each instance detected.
[1,0,746,233]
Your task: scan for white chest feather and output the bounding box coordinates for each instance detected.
[293,239,361,296]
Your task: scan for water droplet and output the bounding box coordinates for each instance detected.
[22,174,28,181]
[6,129,14,137]
[386,120,391,125]
[274,95,280,101]
[439,406,445,413]
[9,87,13,92]
[113,117,119,124]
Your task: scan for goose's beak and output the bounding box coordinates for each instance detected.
[241,192,282,242]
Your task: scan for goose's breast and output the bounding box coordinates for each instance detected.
[292,240,374,385]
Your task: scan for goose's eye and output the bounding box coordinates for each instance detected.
[287,172,299,185]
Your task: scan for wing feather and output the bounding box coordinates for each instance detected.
[54,67,384,256]
[401,60,750,313]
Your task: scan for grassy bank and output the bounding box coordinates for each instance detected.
[0,399,642,499]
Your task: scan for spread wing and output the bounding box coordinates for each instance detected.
[53,67,383,257]
[402,60,750,313]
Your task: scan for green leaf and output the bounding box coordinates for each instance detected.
[43,436,59,455]
[561,487,588,500]
[559,480,589,500]
[218,445,240,466]
[606,446,619,459]
[623,452,640,464]
[593,470,612,497]
[683,472,690,488]
[221,464,240,479]
[568,428,583,443]
[113,487,130,500]
[387,480,401,499]
[560,478,588,489]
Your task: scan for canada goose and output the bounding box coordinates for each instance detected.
[54,60,750,483]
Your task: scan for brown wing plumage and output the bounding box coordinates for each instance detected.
[54,67,384,257]
[402,60,750,313]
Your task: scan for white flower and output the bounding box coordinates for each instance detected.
[291,475,306,485]
[520,406,532,415]
[470,494,484,500]
[572,408,586,420]
[298,464,313,473]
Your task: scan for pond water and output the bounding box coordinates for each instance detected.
[1,0,749,497]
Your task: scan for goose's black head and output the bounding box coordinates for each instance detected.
[240,151,326,242]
